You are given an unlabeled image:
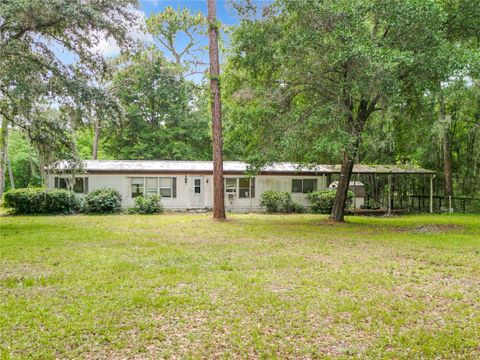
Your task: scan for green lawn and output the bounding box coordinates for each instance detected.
[1,213,479,359]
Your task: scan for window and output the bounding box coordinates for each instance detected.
[159,177,173,198]
[292,179,303,193]
[55,177,68,189]
[303,179,316,193]
[292,179,317,193]
[239,178,255,198]
[54,177,88,194]
[131,177,176,198]
[146,178,158,196]
[225,178,237,196]
[225,178,255,198]
[131,177,144,198]
[194,179,201,193]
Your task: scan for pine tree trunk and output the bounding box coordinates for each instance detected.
[330,151,354,222]
[0,120,8,200]
[92,120,100,160]
[208,0,226,220]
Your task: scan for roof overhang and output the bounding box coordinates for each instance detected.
[50,160,435,176]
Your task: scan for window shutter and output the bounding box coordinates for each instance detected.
[84,178,89,194]
[172,177,177,198]
[54,177,59,188]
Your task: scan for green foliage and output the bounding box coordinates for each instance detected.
[224,0,479,171]
[0,0,137,167]
[260,191,291,213]
[128,195,164,214]
[146,6,206,71]
[360,78,480,197]
[3,188,80,215]
[308,190,354,214]
[75,127,108,160]
[6,130,41,189]
[290,201,305,214]
[104,49,211,160]
[84,189,122,214]
[260,191,303,213]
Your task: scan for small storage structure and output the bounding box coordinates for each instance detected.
[329,181,365,209]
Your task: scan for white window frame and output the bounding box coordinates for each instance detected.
[224,177,255,199]
[159,177,173,198]
[292,178,318,194]
[145,177,158,196]
[225,178,237,197]
[130,177,176,198]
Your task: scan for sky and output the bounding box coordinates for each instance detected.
[90,0,250,82]
[139,0,240,26]
[97,0,243,58]
[51,1,268,83]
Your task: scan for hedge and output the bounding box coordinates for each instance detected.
[83,189,122,213]
[3,188,80,214]
[260,191,304,213]
[127,195,164,214]
[307,190,354,214]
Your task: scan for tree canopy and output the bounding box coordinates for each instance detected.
[103,48,211,160]
[223,0,480,220]
[2,0,479,216]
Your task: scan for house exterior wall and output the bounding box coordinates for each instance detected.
[47,173,328,212]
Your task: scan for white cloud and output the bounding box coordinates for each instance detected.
[94,7,154,58]
[95,36,121,58]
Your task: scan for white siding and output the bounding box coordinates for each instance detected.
[47,173,328,212]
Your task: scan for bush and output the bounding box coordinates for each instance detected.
[128,195,164,214]
[260,191,304,213]
[307,190,354,214]
[84,189,121,213]
[3,188,80,214]
[290,202,305,214]
[260,191,291,213]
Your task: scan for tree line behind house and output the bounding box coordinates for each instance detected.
[1,0,479,216]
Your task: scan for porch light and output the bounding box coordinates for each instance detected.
[185,175,188,184]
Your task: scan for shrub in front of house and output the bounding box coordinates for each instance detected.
[3,188,80,214]
[127,195,164,214]
[290,202,305,213]
[260,191,304,213]
[307,190,354,214]
[83,188,122,213]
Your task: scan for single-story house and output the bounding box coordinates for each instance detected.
[48,160,435,212]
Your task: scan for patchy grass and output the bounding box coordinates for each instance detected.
[0,213,479,359]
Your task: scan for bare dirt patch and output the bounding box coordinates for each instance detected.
[412,224,462,234]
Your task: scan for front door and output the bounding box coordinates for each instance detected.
[192,177,204,207]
